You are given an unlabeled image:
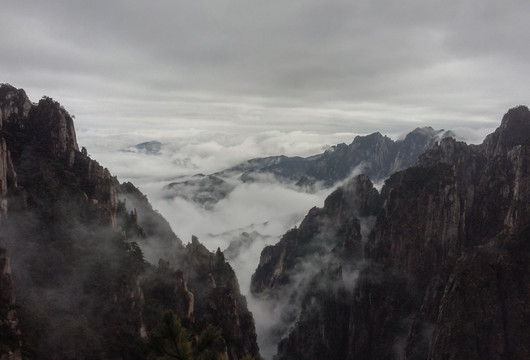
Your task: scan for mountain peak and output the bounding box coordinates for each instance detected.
[0,85,260,359]
[0,84,31,128]
[482,105,530,156]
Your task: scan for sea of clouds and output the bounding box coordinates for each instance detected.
[76,126,492,359]
[77,128,358,284]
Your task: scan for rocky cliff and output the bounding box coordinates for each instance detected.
[140,237,260,360]
[250,174,381,356]
[0,249,21,360]
[0,84,260,360]
[299,127,454,187]
[252,106,530,359]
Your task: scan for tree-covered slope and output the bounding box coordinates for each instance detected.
[0,84,260,360]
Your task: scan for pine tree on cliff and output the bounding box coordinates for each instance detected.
[149,310,228,360]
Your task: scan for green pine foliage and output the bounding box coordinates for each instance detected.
[149,311,228,360]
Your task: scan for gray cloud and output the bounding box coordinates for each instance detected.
[2,0,529,136]
[3,3,528,356]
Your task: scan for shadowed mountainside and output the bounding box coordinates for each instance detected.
[0,84,260,360]
[251,105,530,360]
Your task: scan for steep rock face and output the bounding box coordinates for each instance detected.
[364,107,530,360]
[0,249,22,360]
[0,139,17,217]
[0,85,260,360]
[250,175,381,357]
[116,184,261,360]
[303,132,397,186]
[252,174,380,296]
[30,97,78,151]
[264,106,530,359]
[142,237,260,360]
[275,265,353,360]
[118,181,185,262]
[181,238,260,360]
[301,127,454,187]
[142,263,195,326]
[368,157,465,288]
[1,90,117,226]
[480,106,530,233]
[21,96,79,168]
[390,127,455,173]
[482,105,530,156]
[428,228,530,360]
[0,85,27,217]
[0,84,31,129]
[72,151,119,226]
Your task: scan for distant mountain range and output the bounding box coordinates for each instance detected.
[159,127,455,207]
[2,83,529,360]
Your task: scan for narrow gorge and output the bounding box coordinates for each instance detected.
[1,84,529,360]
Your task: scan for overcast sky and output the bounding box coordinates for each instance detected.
[3,0,529,139]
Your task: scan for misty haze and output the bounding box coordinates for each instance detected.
[2,1,530,360]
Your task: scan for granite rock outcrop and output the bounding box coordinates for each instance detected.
[0,84,260,360]
[252,106,530,359]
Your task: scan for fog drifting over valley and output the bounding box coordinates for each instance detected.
[79,129,357,241]
[4,1,528,357]
[77,125,493,358]
[77,129,361,359]
[78,126,491,258]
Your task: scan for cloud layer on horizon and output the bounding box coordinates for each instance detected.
[79,124,494,292]
[46,121,501,359]
[2,0,529,135]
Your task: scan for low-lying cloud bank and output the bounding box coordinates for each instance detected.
[78,128,353,281]
[79,128,357,179]
[78,126,492,183]
[77,126,493,284]
[76,126,493,359]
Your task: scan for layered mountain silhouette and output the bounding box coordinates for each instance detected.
[162,128,454,207]
[0,84,260,360]
[2,83,529,360]
[251,105,530,359]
